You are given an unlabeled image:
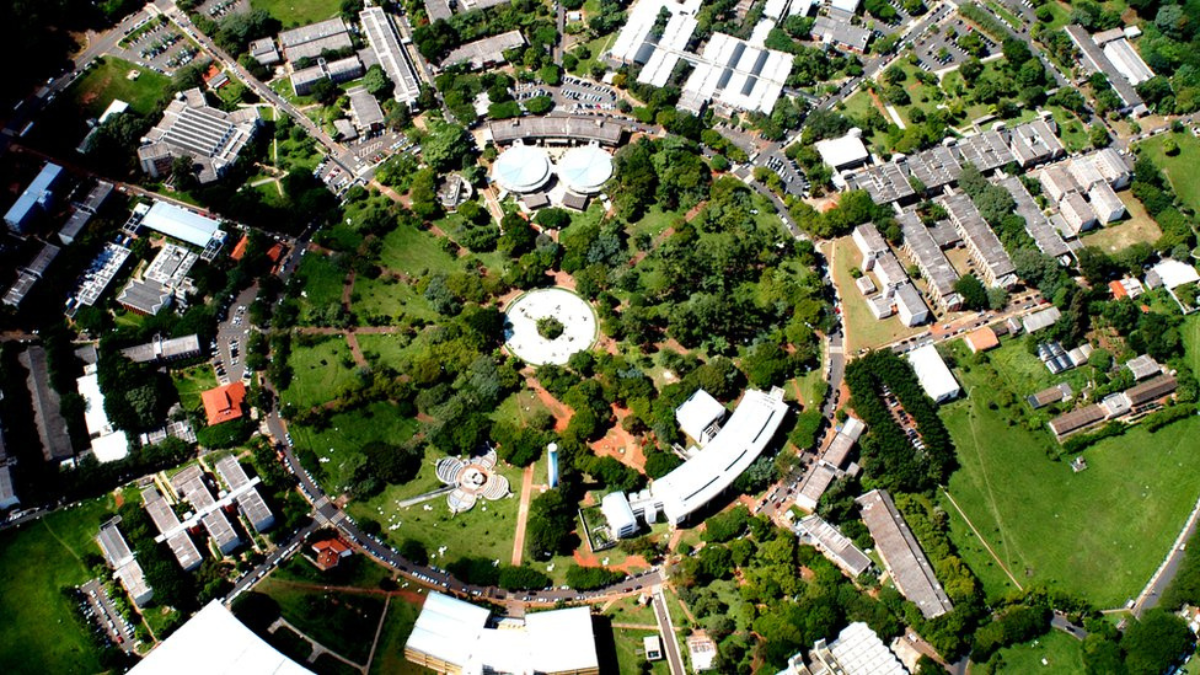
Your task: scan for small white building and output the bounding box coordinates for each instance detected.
[600,492,639,539]
[816,130,870,171]
[851,222,889,270]
[1088,181,1126,224]
[905,344,961,403]
[675,389,726,446]
[77,365,129,463]
[894,282,929,327]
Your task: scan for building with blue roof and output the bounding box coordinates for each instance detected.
[4,163,64,234]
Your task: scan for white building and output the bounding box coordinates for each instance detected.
[815,130,870,171]
[77,365,129,463]
[600,491,639,539]
[894,282,929,327]
[678,33,793,114]
[131,602,311,674]
[138,202,224,250]
[675,388,727,446]
[1089,181,1126,224]
[905,344,960,403]
[851,222,889,270]
[777,622,907,675]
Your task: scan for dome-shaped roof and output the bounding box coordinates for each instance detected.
[492,144,552,194]
[557,145,613,194]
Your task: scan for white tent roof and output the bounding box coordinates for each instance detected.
[905,344,961,403]
[492,144,552,194]
[815,133,869,169]
[557,145,614,194]
[130,601,312,675]
[142,202,222,248]
[1152,259,1200,289]
[77,369,129,463]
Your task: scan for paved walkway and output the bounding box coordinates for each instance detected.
[270,616,364,673]
[511,464,536,566]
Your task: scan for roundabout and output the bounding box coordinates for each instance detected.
[503,287,598,366]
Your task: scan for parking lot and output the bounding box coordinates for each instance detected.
[763,152,810,198]
[196,0,250,20]
[910,15,998,72]
[79,579,135,653]
[112,17,201,75]
[557,76,618,113]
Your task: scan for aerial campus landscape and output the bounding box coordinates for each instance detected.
[3,0,1200,674]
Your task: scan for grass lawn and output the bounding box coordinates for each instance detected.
[368,596,430,675]
[613,628,672,675]
[347,454,524,565]
[626,205,679,242]
[290,401,419,493]
[172,364,218,411]
[294,253,347,325]
[794,368,828,412]
[272,552,393,590]
[250,0,340,27]
[991,629,1086,673]
[256,577,385,664]
[1183,315,1200,376]
[280,336,359,409]
[70,56,171,117]
[353,274,439,324]
[379,224,460,277]
[830,237,924,352]
[0,496,114,674]
[357,333,419,372]
[942,348,1200,607]
[569,32,618,76]
[1079,191,1163,253]
[1136,131,1200,214]
[1047,105,1090,153]
[491,388,553,427]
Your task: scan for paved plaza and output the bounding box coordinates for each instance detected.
[504,288,597,366]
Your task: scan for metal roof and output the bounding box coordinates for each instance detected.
[857,489,954,618]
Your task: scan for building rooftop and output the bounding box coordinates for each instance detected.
[347,87,386,129]
[492,144,553,194]
[811,14,872,51]
[941,192,1016,283]
[140,202,222,249]
[72,242,132,307]
[24,242,62,278]
[4,162,63,232]
[857,489,954,618]
[651,389,788,524]
[815,131,870,170]
[675,388,727,446]
[1022,306,1062,333]
[906,145,962,190]
[97,522,135,568]
[1125,354,1161,381]
[20,346,73,462]
[202,382,247,426]
[1027,382,1073,409]
[796,515,871,577]
[171,465,240,553]
[1065,25,1143,109]
[120,335,202,363]
[1009,118,1064,167]
[898,211,959,299]
[964,326,1000,353]
[117,279,172,315]
[679,32,792,114]
[557,145,614,195]
[214,455,274,532]
[143,487,204,570]
[77,369,129,463]
[795,462,837,511]
[1103,38,1154,86]
[3,273,37,308]
[487,117,626,145]
[1126,373,1177,407]
[998,176,1073,258]
[906,344,960,403]
[443,30,526,69]
[954,130,1014,172]
[844,161,914,204]
[1048,403,1107,438]
[139,89,259,184]
[360,8,421,104]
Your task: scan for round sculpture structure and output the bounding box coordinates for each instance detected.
[491,143,553,193]
[557,145,614,194]
[437,448,510,514]
[504,288,598,366]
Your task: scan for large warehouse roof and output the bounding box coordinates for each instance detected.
[651,388,788,524]
[557,145,614,195]
[141,202,222,248]
[131,601,312,674]
[491,144,552,193]
[858,489,954,619]
[905,344,961,403]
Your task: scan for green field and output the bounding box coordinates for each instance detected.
[993,629,1086,674]
[378,224,461,278]
[368,597,431,675]
[613,627,672,675]
[70,56,171,117]
[294,254,348,325]
[290,401,419,492]
[172,365,219,411]
[353,274,439,324]
[1137,131,1200,214]
[942,344,1200,607]
[347,451,524,565]
[281,336,360,409]
[250,0,340,27]
[1185,316,1200,376]
[0,497,114,674]
[256,577,385,664]
[356,333,418,373]
[831,237,924,352]
[1080,191,1163,253]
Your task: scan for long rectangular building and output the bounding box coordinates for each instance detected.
[898,211,961,311]
[138,89,259,184]
[143,487,204,570]
[679,33,792,114]
[214,456,275,533]
[941,192,1017,288]
[360,7,421,105]
[857,489,953,619]
[1065,25,1144,112]
[442,30,526,70]
[278,17,353,61]
[487,117,625,145]
[171,466,240,555]
[998,176,1074,258]
[795,515,872,577]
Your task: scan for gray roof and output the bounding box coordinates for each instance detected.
[19,346,73,462]
[858,489,953,618]
[0,465,17,508]
[1009,118,1065,167]
[348,87,386,129]
[488,117,625,145]
[954,130,1014,172]
[941,192,1016,283]
[998,176,1074,258]
[59,210,92,244]
[117,279,172,315]
[360,7,421,104]
[97,522,135,568]
[796,515,872,577]
[845,162,914,205]
[120,335,203,363]
[79,181,114,215]
[279,18,349,47]
[3,273,38,308]
[24,243,62,278]
[899,211,959,300]
[214,456,275,532]
[1064,25,1143,109]
[171,465,240,553]
[1022,306,1062,333]
[143,487,204,570]
[1125,354,1161,381]
[424,0,454,21]
[1027,382,1072,409]
[905,145,962,190]
[811,14,871,50]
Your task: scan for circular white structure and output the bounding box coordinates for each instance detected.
[492,144,553,193]
[504,288,598,366]
[557,145,614,194]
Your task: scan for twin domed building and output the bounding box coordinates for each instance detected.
[490,141,614,209]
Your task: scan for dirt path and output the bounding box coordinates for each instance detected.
[511,464,536,566]
[342,269,356,310]
[262,577,426,604]
[526,379,572,432]
[345,333,367,368]
[942,488,1025,591]
[364,596,390,675]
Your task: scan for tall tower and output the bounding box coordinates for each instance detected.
[547,442,559,488]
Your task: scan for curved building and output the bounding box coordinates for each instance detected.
[557,145,614,194]
[491,143,553,194]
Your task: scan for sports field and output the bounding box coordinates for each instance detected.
[0,497,114,674]
[941,343,1200,607]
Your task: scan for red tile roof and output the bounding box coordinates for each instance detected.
[229,235,249,261]
[1110,280,1128,298]
[201,382,247,427]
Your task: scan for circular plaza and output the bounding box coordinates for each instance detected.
[503,287,598,366]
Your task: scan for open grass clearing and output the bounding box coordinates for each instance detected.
[356,333,419,373]
[70,56,171,117]
[347,453,524,566]
[290,401,419,493]
[256,577,385,664]
[1079,191,1163,253]
[990,628,1086,674]
[941,341,1200,607]
[353,274,439,324]
[249,0,340,27]
[280,336,359,409]
[293,253,347,325]
[378,224,460,278]
[612,627,672,675]
[0,496,114,674]
[172,364,219,411]
[368,595,429,675]
[1136,131,1200,214]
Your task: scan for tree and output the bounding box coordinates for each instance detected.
[363,64,393,100]
[423,122,473,172]
[1089,124,1111,149]
[954,275,989,310]
[526,489,577,559]
[1121,610,1193,675]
